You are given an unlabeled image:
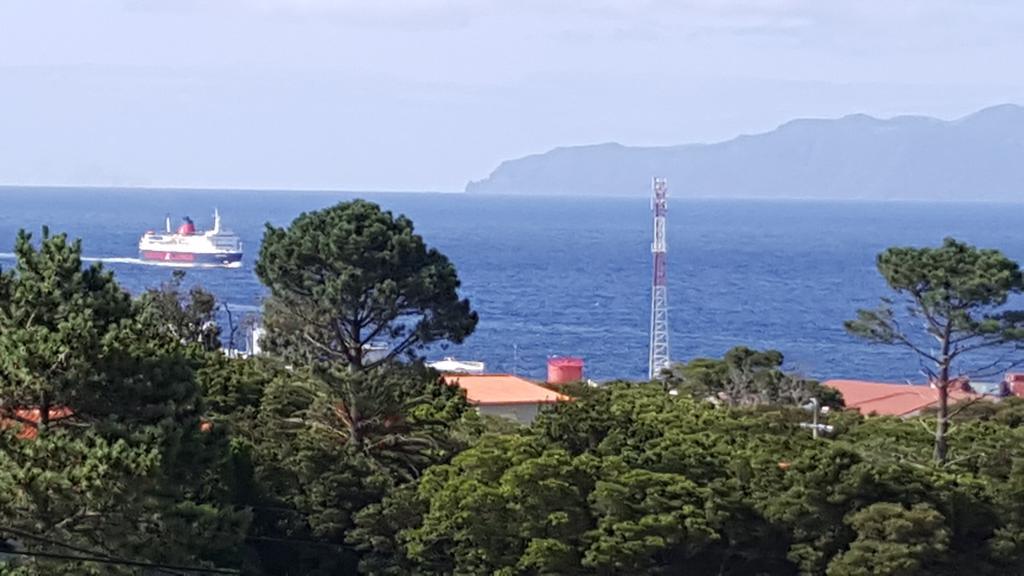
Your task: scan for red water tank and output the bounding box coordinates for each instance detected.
[547,356,584,384]
[1007,373,1024,397]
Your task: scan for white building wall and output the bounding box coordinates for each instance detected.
[477,403,544,425]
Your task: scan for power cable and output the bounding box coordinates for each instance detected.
[0,526,239,575]
[0,525,187,576]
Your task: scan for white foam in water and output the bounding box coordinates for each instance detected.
[0,253,241,269]
[83,256,141,264]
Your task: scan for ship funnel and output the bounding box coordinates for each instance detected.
[165,214,171,233]
[213,208,221,234]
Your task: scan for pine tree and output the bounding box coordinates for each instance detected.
[0,229,248,574]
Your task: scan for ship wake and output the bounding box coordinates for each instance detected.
[0,253,242,269]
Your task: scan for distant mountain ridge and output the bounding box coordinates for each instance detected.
[466,104,1024,200]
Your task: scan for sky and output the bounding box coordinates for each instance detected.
[2,0,1024,191]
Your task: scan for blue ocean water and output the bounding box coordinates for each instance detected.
[0,186,1021,383]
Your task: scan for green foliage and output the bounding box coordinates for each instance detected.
[383,384,811,575]
[363,380,1024,576]
[241,364,472,574]
[584,466,717,572]
[255,200,478,369]
[260,364,468,481]
[0,229,248,574]
[137,269,221,351]
[847,238,1024,360]
[237,201,481,571]
[348,483,427,576]
[401,435,592,575]
[987,458,1024,572]
[846,237,1024,462]
[0,429,160,575]
[925,396,1024,428]
[0,228,132,423]
[826,503,949,576]
[666,346,843,409]
[197,354,274,423]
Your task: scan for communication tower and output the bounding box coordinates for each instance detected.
[648,177,671,379]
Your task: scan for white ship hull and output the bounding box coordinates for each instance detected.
[138,210,242,268]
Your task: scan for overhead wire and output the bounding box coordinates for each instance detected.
[0,525,239,575]
[0,525,186,576]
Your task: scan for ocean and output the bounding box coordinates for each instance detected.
[0,186,1021,383]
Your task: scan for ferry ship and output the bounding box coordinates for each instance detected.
[138,209,243,268]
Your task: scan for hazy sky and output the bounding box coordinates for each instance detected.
[2,0,1024,191]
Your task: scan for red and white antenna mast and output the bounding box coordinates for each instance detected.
[648,177,671,379]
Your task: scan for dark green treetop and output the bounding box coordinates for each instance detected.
[137,269,221,351]
[847,238,1024,377]
[666,346,843,408]
[255,200,478,370]
[0,228,133,427]
[0,229,248,575]
[243,364,471,574]
[846,237,1024,463]
[825,503,950,576]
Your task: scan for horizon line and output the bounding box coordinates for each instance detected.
[0,183,462,195]
[1,184,1023,205]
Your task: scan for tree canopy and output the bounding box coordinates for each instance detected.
[846,237,1024,462]
[137,268,221,351]
[0,229,248,574]
[665,346,843,409]
[255,200,478,370]
[350,381,1024,576]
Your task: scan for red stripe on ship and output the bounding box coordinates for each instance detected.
[141,251,196,262]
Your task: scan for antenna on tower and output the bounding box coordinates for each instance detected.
[648,177,671,380]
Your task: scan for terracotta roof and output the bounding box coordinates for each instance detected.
[3,407,213,438]
[0,407,75,439]
[442,374,569,405]
[823,380,982,417]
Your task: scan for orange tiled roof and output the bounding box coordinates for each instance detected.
[0,407,75,439]
[824,379,981,417]
[442,374,569,405]
[1,407,214,438]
